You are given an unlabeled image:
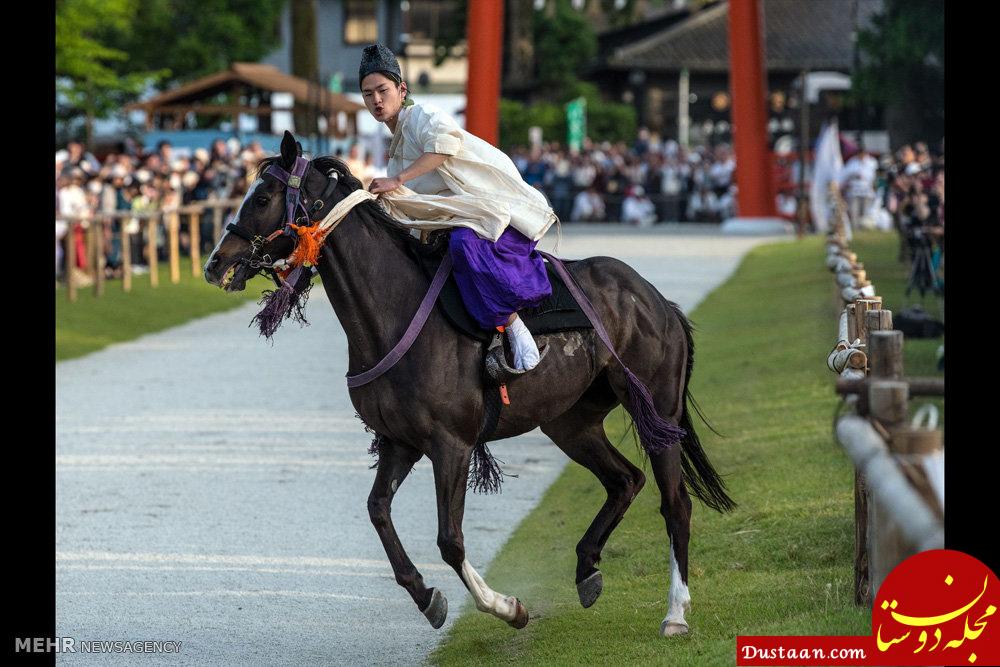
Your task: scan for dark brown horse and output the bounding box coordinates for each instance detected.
[205,132,735,636]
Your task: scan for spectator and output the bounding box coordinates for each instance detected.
[621,185,657,227]
[571,183,605,222]
[840,146,878,229]
[548,158,575,223]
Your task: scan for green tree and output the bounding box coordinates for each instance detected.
[533,0,597,100]
[110,0,286,87]
[55,0,162,146]
[854,0,944,147]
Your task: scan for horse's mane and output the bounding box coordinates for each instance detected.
[254,154,415,245]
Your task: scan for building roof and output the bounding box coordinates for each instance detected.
[607,0,882,73]
[125,63,366,114]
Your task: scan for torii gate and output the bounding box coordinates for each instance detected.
[465,0,789,233]
[722,0,789,234]
[465,0,504,147]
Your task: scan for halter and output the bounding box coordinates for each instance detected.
[225,155,340,280]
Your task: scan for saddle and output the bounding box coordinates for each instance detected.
[402,229,594,493]
[403,229,593,343]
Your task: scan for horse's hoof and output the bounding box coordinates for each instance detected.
[421,588,448,629]
[660,620,689,637]
[507,599,529,629]
[577,571,603,608]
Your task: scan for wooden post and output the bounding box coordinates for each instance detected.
[846,304,858,342]
[853,298,881,346]
[66,223,77,303]
[867,379,912,598]
[869,331,904,380]
[853,468,869,605]
[92,217,105,298]
[121,221,132,293]
[869,381,909,426]
[168,211,180,284]
[148,216,159,288]
[212,205,223,244]
[866,329,909,602]
[865,309,893,338]
[189,211,201,277]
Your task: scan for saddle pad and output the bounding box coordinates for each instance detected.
[405,231,593,343]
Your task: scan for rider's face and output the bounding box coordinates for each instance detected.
[361,73,406,123]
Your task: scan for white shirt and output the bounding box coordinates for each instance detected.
[839,154,878,198]
[58,184,90,225]
[571,191,604,222]
[622,196,656,225]
[386,103,557,241]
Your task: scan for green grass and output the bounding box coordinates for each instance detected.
[431,231,941,666]
[56,257,261,361]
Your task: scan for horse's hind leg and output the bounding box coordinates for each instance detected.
[431,442,530,629]
[367,440,446,628]
[541,402,646,609]
[649,445,693,637]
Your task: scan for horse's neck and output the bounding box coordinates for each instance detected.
[315,210,427,372]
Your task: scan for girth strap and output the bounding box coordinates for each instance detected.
[346,253,454,388]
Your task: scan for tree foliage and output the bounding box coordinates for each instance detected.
[56,0,286,141]
[532,0,597,98]
[109,0,286,87]
[56,0,164,140]
[854,0,944,144]
[500,80,636,148]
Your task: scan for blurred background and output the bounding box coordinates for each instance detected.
[54,0,943,300]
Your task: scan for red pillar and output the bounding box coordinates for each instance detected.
[465,0,504,146]
[727,0,776,218]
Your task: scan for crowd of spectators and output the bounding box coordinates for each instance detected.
[54,137,385,282]
[508,129,740,226]
[55,127,943,288]
[55,137,275,281]
[882,141,945,292]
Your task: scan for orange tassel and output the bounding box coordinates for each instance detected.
[288,224,323,268]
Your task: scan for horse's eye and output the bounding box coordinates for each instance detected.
[255,196,269,207]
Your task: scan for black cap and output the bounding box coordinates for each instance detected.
[359,43,401,87]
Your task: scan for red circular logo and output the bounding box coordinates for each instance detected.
[873,550,1000,665]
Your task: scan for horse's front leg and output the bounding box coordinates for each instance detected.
[432,444,530,629]
[368,440,448,628]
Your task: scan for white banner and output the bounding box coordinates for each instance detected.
[809,120,843,233]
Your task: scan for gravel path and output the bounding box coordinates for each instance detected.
[56,225,785,665]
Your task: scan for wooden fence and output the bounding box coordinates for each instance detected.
[824,196,944,607]
[58,198,243,302]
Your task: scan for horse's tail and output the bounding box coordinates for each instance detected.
[666,299,737,514]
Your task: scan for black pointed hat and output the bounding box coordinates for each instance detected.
[359,43,401,86]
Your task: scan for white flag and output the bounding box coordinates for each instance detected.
[809,120,844,233]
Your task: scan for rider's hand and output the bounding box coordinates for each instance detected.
[369,177,402,194]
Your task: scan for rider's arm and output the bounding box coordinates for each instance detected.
[397,152,449,184]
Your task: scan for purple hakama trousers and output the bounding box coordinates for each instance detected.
[448,226,552,329]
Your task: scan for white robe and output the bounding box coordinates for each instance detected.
[383,103,558,242]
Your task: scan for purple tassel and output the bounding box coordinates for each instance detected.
[250,266,313,340]
[623,367,687,455]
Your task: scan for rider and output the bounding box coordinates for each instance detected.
[359,42,556,371]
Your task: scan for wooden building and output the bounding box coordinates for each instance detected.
[124,62,366,138]
[586,0,883,146]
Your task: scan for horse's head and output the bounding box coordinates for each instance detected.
[204,130,359,291]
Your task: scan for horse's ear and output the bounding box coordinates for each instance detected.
[295,141,303,157]
[279,131,297,169]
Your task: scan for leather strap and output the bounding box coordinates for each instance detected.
[538,251,625,367]
[346,253,454,388]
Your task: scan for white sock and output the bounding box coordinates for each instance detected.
[507,317,540,370]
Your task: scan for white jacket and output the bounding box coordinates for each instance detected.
[385,103,557,241]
